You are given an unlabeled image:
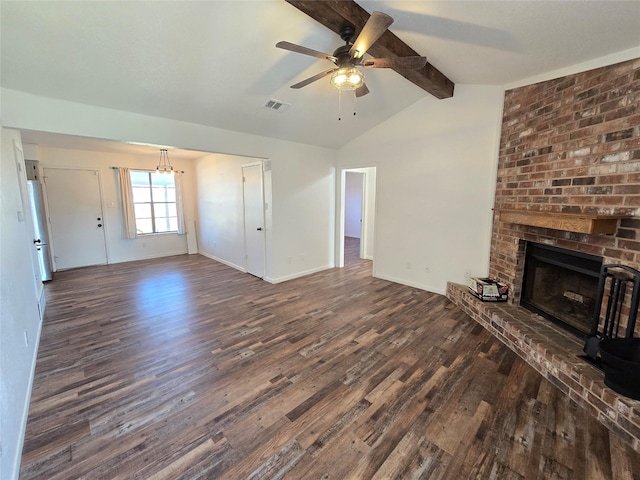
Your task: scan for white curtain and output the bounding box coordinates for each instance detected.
[174,171,186,235]
[118,167,137,239]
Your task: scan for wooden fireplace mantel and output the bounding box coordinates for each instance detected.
[495,209,626,234]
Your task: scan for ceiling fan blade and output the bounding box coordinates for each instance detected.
[276,41,337,63]
[290,68,337,89]
[349,11,393,59]
[355,83,370,98]
[362,56,427,70]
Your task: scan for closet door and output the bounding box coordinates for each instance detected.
[242,163,265,278]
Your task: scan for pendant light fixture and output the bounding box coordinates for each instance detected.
[156,149,174,174]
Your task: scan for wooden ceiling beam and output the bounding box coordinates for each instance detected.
[284,0,454,99]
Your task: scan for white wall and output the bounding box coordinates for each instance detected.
[0,89,337,283]
[269,150,335,282]
[337,84,504,294]
[35,146,199,265]
[345,172,363,238]
[0,128,42,480]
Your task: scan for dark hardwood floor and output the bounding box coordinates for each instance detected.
[20,237,640,479]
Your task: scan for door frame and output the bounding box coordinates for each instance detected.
[344,171,366,258]
[13,139,45,317]
[42,166,110,270]
[242,161,266,278]
[337,166,377,269]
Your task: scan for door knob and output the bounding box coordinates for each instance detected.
[257,227,263,231]
[97,217,101,221]
[97,224,103,228]
[33,238,41,244]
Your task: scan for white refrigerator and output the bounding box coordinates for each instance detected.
[27,180,53,281]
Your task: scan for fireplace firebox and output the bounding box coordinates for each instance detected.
[521,242,603,336]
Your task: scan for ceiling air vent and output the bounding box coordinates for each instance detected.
[263,99,291,113]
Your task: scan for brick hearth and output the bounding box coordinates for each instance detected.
[446,282,640,452]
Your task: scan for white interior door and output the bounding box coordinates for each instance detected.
[43,168,107,270]
[242,163,265,278]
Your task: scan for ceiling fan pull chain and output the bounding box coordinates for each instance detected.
[353,91,357,117]
[338,88,342,121]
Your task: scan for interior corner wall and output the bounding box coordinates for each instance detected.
[1,127,42,480]
[195,150,335,283]
[337,84,504,294]
[195,153,254,272]
[35,146,198,265]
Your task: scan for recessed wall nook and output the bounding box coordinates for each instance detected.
[448,57,640,451]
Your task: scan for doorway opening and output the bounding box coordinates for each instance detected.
[338,166,376,270]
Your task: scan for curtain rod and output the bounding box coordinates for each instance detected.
[110,166,185,173]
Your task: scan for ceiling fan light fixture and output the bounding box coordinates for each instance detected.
[330,66,364,91]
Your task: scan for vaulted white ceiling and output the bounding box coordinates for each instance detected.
[2,1,639,152]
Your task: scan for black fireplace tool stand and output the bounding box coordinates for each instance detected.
[583,264,640,361]
[582,264,640,400]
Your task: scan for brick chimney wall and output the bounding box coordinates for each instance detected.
[488,58,640,333]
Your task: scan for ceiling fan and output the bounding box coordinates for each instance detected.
[276,11,427,98]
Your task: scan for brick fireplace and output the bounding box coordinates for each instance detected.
[447,57,640,451]
[491,57,640,320]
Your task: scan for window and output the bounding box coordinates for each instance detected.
[130,170,178,234]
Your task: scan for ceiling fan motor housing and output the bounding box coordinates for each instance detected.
[339,25,356,43]
[333,45,354,67]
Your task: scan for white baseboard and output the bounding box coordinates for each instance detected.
[128,250,189,262]
[373,273,446,296]
[37,288,46,321]
[265,264,334,284]
[199,251,246,273]
[13,316,43,480]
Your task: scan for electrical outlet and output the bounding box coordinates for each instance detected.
[287,256,292,264]
[464,269,473,282]
[406,262,412,270]
[425,266,431,273]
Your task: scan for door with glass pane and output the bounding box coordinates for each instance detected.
[130,171,178,234]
